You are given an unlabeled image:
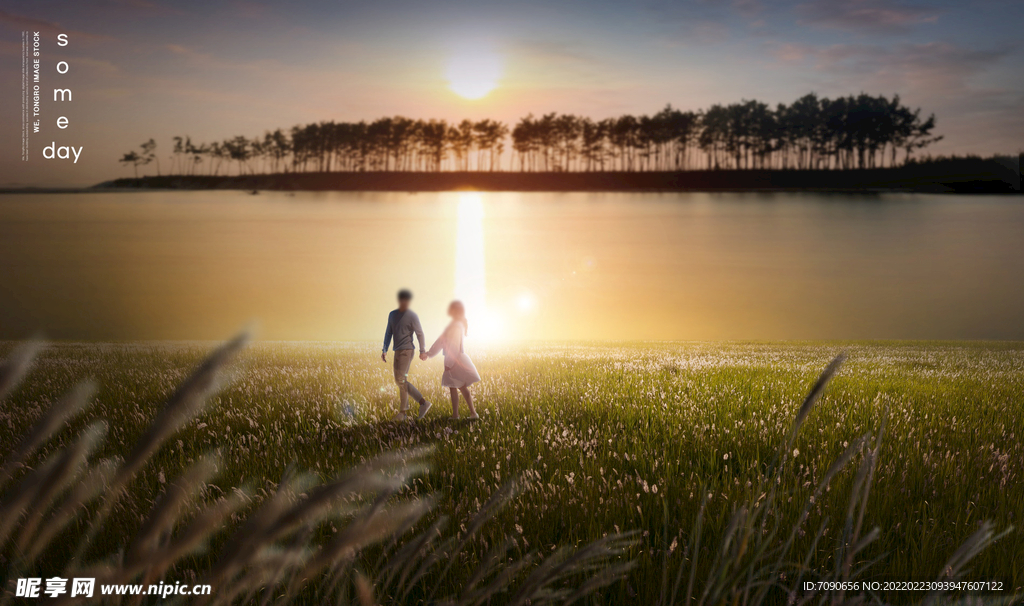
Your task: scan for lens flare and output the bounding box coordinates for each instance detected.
[517,292,537,313]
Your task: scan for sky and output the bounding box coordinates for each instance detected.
[1,0,1022,186]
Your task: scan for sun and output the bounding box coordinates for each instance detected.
[445,49,502,100]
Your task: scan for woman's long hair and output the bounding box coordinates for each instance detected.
[448,300,468,334]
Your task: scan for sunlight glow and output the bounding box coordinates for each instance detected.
[517,292,537,313]
[445,48,502,100]
[455,193,503,340]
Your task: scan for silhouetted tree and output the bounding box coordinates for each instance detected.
[134,93,942,176]
[119,151,143,178]
[140,139,158,175]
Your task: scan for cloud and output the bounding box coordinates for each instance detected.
[164,43,287,72]
[509,39,606,69]
[0,9,65,32]
[807,42,1007,92]
[767,40,1011,92]
[0,38,21,56]
[0,9,112,41]
[66,56,122,77]
[796,0,939,32]
[89,0,187,15]
[92,0,161,8]
[640,0,762,42]
[730,0,764,17]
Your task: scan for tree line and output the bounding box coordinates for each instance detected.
[120,92,942,176]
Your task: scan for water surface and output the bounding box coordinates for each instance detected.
[1,191,1022,341]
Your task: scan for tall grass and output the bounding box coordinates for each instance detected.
[1,339,1020,604]
[0,337,634,605]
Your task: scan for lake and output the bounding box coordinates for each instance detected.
[1,191,1022,341]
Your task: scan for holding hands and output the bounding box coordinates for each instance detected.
[419,351,428,361]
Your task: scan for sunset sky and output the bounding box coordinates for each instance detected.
[1,0,1022,186]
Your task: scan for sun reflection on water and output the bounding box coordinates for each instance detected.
[455,192,503,341]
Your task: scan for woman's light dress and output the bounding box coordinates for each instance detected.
[426,320,480,388]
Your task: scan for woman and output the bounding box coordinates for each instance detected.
[421,300,480,420]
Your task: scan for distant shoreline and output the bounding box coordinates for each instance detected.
[96,159,1023,194]
[3,160,1021,195]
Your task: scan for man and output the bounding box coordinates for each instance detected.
[381,289,432,421]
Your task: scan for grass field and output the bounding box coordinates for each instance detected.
[2,340,1022,603]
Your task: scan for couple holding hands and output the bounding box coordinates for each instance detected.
[381,289,480,421]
